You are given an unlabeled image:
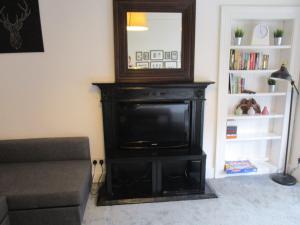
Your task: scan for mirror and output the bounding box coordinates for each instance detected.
[127,12,182,70]
[113,0,196,83]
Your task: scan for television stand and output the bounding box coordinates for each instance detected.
[93,82,216,205]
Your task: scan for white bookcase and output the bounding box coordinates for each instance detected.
[215,6,300,178]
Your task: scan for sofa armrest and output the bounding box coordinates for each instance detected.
[0,137,90,163]
[0,196,8,224]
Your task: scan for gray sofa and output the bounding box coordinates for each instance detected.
[0,137,92,225]
[0,197,9,225]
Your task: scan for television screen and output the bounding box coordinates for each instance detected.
[118,102,190,150]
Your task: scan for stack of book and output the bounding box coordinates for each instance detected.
[228,73,245,94]
[224,160,258,174]
[226,120,237,139]
[229,50,268,70]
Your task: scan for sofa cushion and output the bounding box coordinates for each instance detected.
[0,137,90,163]
[0,216,9,225]
[0,196,8,223]
[0,161,91,210]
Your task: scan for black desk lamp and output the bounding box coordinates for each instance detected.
[270,64,299,186]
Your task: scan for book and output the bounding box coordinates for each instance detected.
[228,73,245,94]
[229,50,263,70]
[226,120,237,139]
[224,160,258,174]
[229,49,235,70]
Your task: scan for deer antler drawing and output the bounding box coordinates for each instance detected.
[0,0,31,50]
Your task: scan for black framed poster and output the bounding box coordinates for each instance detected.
[0,0,44,53]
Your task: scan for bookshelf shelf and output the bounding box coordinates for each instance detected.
[230,45,292,50]
[226,132,282,142]
[228,70,276,74]
[228,92,286,97]
[253,161,278,174]
[216,6,300,178]
[227,114,284,120]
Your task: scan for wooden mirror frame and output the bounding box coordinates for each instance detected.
[113,0,196,83]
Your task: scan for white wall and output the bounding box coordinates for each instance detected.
[0,0,300,180]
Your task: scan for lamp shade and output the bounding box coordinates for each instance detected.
[270,64,292,81]
[127,12,148,31]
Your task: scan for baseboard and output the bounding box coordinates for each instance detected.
[206,167,215,179]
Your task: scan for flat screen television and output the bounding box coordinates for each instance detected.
[118,102,190,150]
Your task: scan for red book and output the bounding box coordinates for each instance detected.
[250,53,254,70]
[249,53,252,70]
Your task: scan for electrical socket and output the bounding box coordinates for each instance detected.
[92,160,97,165]
[99,159,104,165]
[92,158,104,164]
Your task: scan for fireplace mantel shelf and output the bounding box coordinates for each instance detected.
[92,81,215,88]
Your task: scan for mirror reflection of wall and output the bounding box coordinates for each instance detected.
[127,12,182,70]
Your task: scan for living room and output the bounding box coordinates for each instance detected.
[1,0,300,225]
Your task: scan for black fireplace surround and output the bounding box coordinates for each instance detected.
[93,82,216,205]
